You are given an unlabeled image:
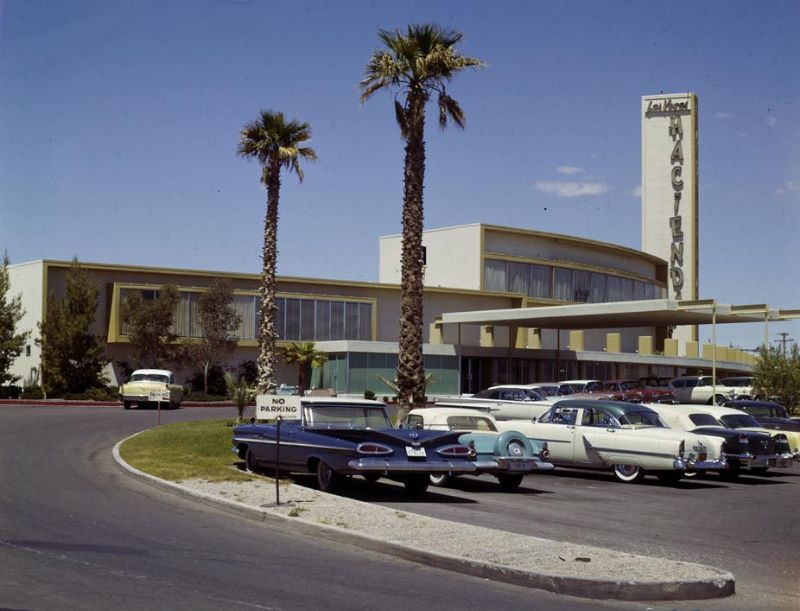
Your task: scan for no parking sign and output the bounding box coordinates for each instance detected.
[255,395,301,420]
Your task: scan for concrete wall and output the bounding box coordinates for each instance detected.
[379,224,482,289]
[7,260,44,385]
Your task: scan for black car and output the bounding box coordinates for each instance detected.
[726,400,800,460]
[686,416,781,478]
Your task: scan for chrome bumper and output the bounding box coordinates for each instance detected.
[732,453,794,468]
[346,458,476,474]
[685,456,727,471]
[473,457,555,473]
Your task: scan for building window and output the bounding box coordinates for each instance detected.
[119,288,371,342]
[483,257,663,305]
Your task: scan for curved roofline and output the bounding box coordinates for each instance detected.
[480,224,667,266]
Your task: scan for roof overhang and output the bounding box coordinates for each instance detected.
[441,299,782,329]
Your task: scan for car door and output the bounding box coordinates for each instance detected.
[531,405,581,464]
[574,406,619,466]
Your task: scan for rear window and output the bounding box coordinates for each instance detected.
[446,416,497,431]
[689,414,720,426]
[720,414,761,429]
[618,410,661,427]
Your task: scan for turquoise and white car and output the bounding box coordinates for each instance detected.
[405,407,554,490]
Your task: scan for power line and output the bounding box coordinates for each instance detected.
[774,331,795,353]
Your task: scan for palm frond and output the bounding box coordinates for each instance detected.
[238,110,316,183]
[438,92,465,129]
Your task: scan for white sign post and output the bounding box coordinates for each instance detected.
[255,395,302,420]
[149,390,171,425]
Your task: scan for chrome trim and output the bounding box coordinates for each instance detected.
[346,459,476,473]
[685,458,727,470]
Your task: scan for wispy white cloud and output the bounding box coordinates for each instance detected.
[775,181,799,195]
[556,165,584,175]
[714,112,734,120]
[766,116,778,127]
[631,185,642,198]
[535,181,608,198]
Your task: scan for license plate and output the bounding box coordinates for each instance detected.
[405,446,426,458]
[507,461,530,471]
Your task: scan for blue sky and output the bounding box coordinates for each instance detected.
[1,0,798,349]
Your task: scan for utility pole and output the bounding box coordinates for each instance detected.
[775,332,794,354]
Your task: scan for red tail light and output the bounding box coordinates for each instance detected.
[356,443,394,456]
[437,444,476,459]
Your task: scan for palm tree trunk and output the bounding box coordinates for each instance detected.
[396,91,427,421]
[258,159,281,393]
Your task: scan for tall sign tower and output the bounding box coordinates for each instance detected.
[642,92,699,345]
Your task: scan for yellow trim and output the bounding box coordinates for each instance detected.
[39,258,511,299]
[479,225,486,290]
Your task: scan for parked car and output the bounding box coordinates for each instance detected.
[556,380,601,395]
[639,376,672,389]
[719,376,754,400]
[405,406,554,489]
[119,369,184,409]
[436,386,552,420]
[668,376,736,405]
[646,403,790,478]
[491,399,727,484]
[520,383,562,401]
[723,400,800,461]
[599,380,675,403]
[232,398,478,494]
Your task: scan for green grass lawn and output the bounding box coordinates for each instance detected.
[119,419,257,483]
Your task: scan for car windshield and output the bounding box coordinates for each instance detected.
[304,405,391,429]
[720,414,762,429]
[618,410,662,427]
[130,373,169,383]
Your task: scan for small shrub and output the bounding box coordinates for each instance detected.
[0,385,22,399]
[21,386,44,400]
[86,387,114,401]
[364,390,376,400]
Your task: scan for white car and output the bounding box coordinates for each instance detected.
[557,379,602,395]
[668,376,736,405]
[406,407,554,489]
[490,399,727,484]
[119,369,184,409]
[436,385,552,420]
[489,383,560,403]
[719,376,754,400]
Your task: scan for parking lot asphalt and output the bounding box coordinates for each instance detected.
[348,462,800,610]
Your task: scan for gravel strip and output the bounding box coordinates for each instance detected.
[179,477,730,584]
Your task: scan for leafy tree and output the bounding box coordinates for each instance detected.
[753,343,800,413]
[0,252,29,387]
[237,110,317,394]
[120,284,180,368]
[186,279,241,395]
[360,24,483,420]
[37,257,107,395]
[280,342,328,395]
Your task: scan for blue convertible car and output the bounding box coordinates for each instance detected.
[232,398,478,494]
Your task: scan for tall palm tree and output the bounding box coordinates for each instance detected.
[280,341,328,396]
[237,111,316,393]
[360,25,483,418]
